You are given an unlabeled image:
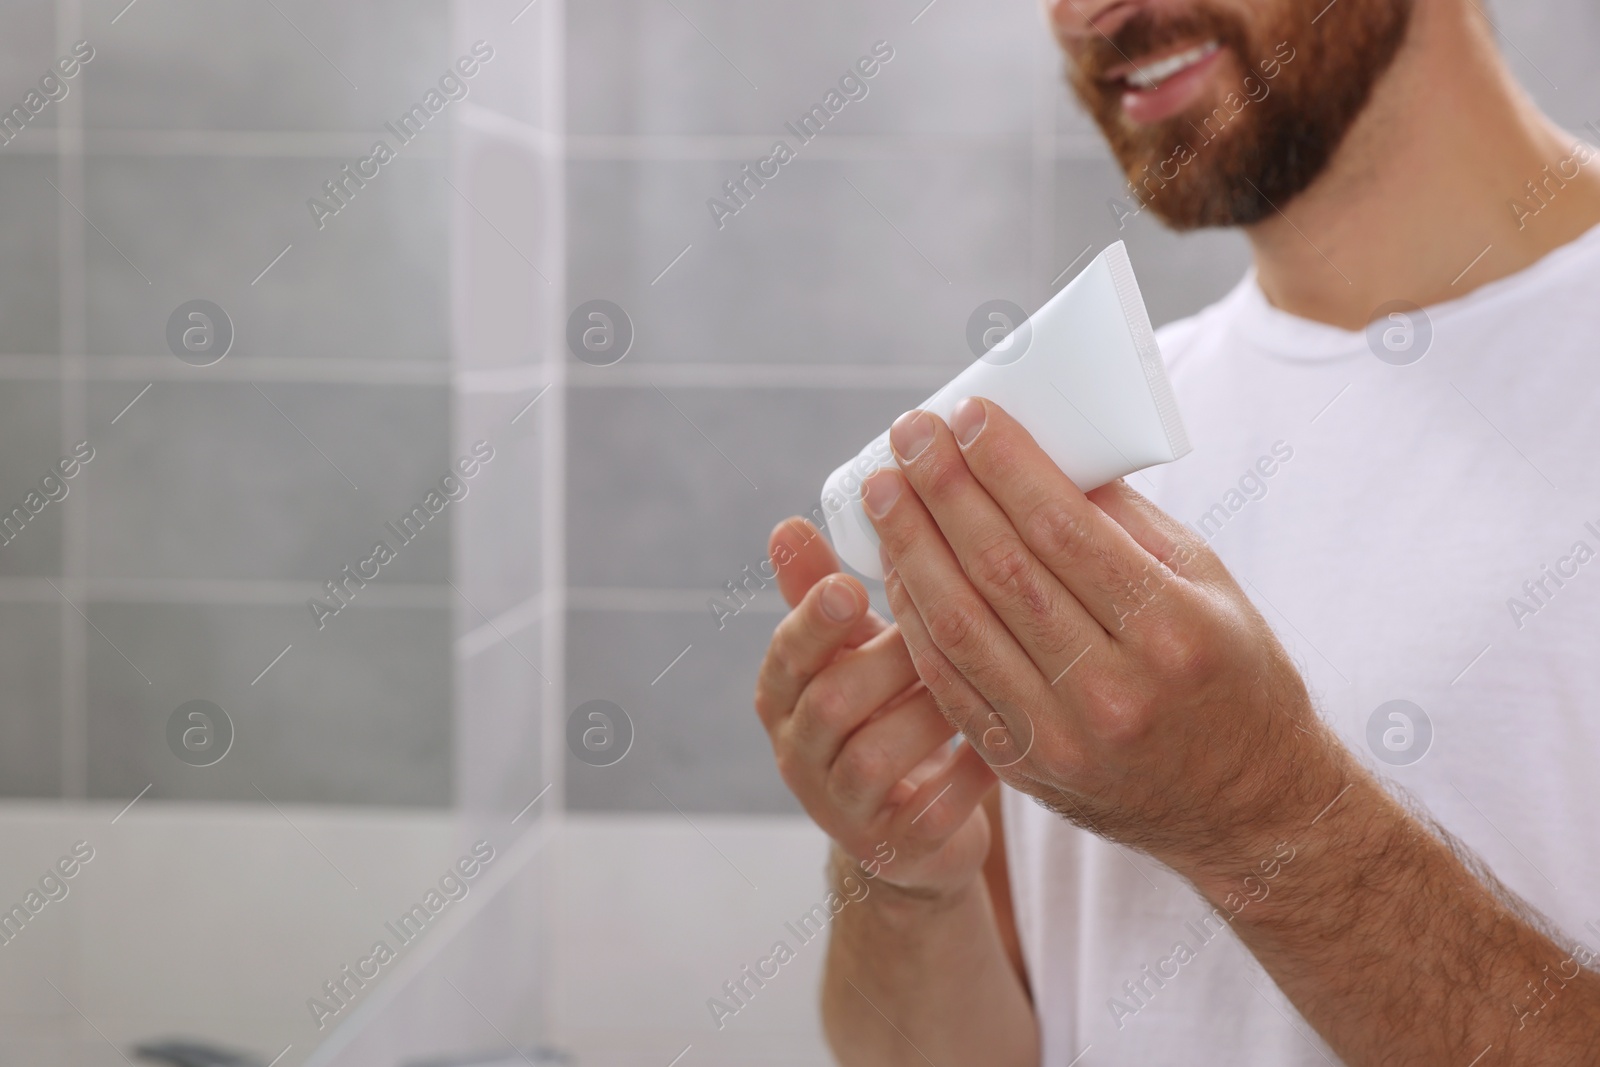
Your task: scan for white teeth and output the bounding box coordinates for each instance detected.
[1125,40,1219,90]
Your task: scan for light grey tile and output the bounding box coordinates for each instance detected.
[85,381,450,582]
[567,154,1035,366]
[453,126,557,370]
[84,155,447,361]
[0,381,64,578]
[453,392,546,627]
[0,157,61,355]
[568,0,1038,137]
[456,623,548,813]
[567,385,924,590]
[82,0,452,131]
[85,602,451,806]
[1493,0,1600,129]
[1054,157,1253,329]
[566,607,796,814]
[455,0,554,130]
[0,603,62,797]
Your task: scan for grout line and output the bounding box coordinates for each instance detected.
[58,0,89,800]
[0,355,978,391]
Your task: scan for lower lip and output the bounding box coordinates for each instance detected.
[1118,47,1225,125]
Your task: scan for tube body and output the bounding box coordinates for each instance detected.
[820,241,1190,580]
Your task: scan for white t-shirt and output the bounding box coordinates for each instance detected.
[1003,221,1600,1065]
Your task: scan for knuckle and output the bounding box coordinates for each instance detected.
[1024,499,1091,567]
[917,453,968,502]
[795,674,853,737]
[829,743,888,806]
[1145,615,1212,680]
[968,535,1031,598]
[902,793,956,841]
[924,596,984,658]
[1079,674,1156,746]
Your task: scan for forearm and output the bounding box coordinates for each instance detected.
[1185,761,1600,1065]
[820,845,1038,1067]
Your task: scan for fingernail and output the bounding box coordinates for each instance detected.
[890,410,935,462]
[951,397,987,448]
[819,578,858,623]
[862,469,902,519]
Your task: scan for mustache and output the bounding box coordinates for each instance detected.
[1070,6,1249,88]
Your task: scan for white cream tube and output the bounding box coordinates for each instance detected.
[820,241,1190,580]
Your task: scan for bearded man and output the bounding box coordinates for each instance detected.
[753,0,1600,1062]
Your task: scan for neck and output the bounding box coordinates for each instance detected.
[1245,2,1600,328]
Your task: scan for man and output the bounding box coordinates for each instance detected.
[753,0,1600,1063]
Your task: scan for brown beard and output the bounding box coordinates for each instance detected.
[1064,0,1414,229]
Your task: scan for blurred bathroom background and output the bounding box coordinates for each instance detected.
[0,0,1590,1064]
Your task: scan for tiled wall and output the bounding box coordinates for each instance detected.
[0,0,570,815]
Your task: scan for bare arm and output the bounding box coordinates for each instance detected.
[821,789,1035,1067]
[1187,763,1600,1065]
[753,520,1037,1067]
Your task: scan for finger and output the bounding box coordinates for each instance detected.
[948,397,1181,637]
[754,572,871,731]
[865,466,1059,732]
[770,517,883,646]
[1086,479,1224,584]
[878,541,999,742]
[784,624,921,767]
[825,688,958,817]
[886,408,1110,678]
[885,564,1061,772]
[885,742,997,848]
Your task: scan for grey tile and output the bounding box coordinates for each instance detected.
[0,4,67,142]
[0,157,61,355]
[566,154,1035,365]
[453,392,546,626]
[567,385,925,591]
[0,380,64,578]
[568,0,1038,137]
[85,381,450,582]
[1054,157,1253,329]
[454,126,558,370]
[566,607,797,814]
[85,601,451,806]
[0,1,60,67]
[85,155,447,361]
[82,0,452,131]
[0,603,62,797]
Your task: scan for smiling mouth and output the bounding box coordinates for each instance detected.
[1115,39,1221,90]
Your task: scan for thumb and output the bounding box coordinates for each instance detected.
[769,517,883,645]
